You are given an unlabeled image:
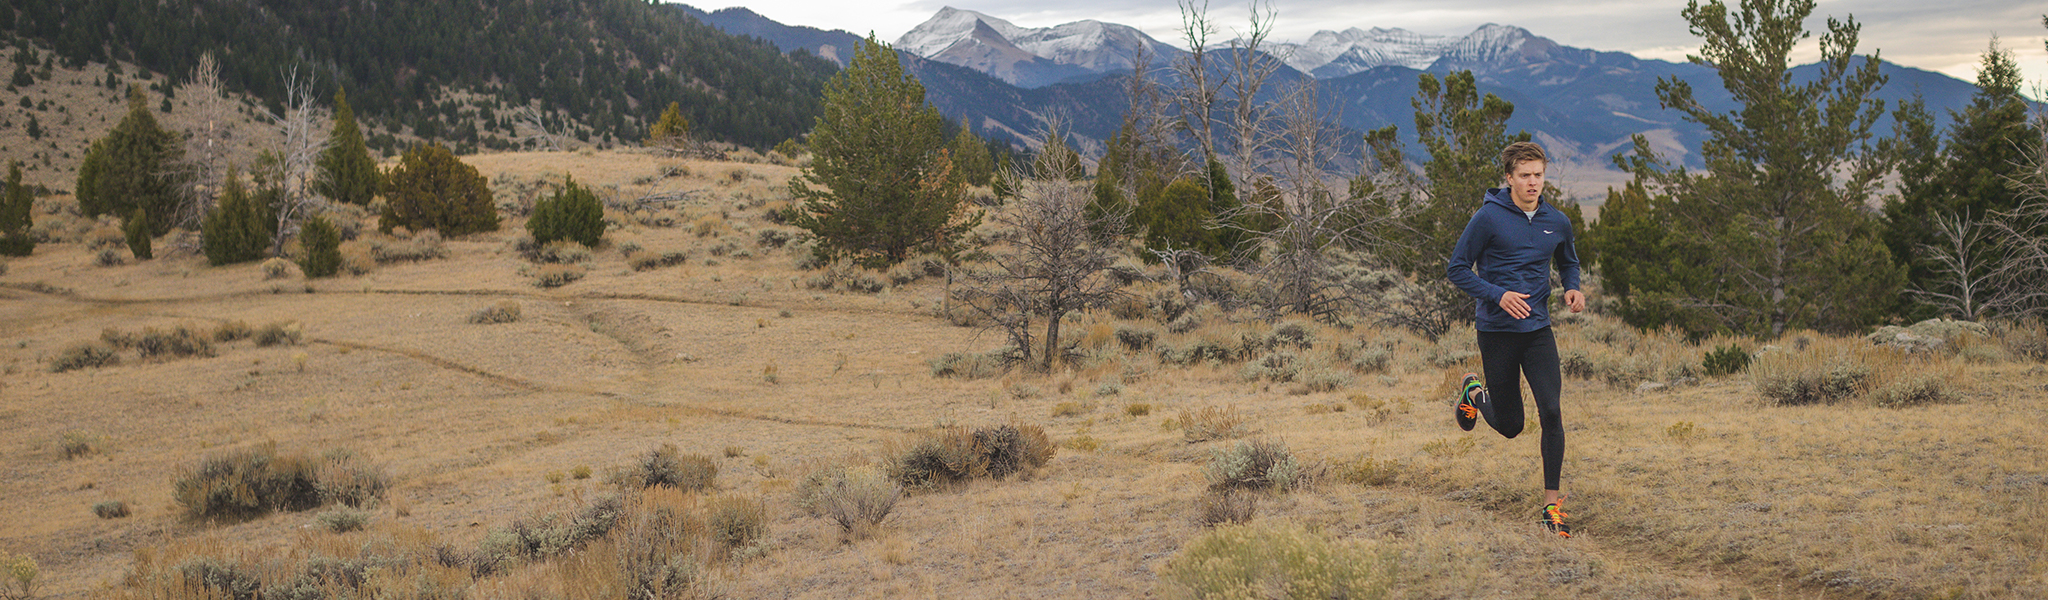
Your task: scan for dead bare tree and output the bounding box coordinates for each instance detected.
[1986,105,2048,317]
[261,68,330,256]
[1217,1,1288,190]
[513,103,567,152]
[1906,214,2001,320]
[1171,0,1224,162]
[178,53,233,230]
[1218,80,1402,319]
[955,120,1130,372]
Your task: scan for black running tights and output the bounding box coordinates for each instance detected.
[1476,327,1564,491]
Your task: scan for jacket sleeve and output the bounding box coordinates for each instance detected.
[1556,215,1582,292]
[1447,210,1506,302]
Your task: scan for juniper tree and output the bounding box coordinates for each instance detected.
[529,177,605,248]
[297,215,342,278]
[314,87,380,206]
[76,86,186,235]
[203,169,269,266]
[0,161,31,256]
[380,144,499,236]
[788,35,977,267]
[1618,0,1900,336]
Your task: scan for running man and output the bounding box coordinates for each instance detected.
[1445,141,1584,537]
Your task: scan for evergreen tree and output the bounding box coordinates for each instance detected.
[1883,40,2037,317]
[0,161,33,256]
[75,86,186,235]
[313,88,381,206]
[1403,71,1529,276]
[124,207,153,260]
[948,122,994,187]
[203,169,269,266]
[789,35,977,267]
[1619,0,1900,336]
[528,176,606,248]
[297,215,341,278]
[1139,178,1221,257]
[380,144,499,236]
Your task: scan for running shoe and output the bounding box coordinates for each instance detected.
[1454,373,1481,431]
[1542,503,1571,538]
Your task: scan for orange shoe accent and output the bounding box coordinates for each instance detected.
[1459,403,1478,419]
[1545,503,1571,538]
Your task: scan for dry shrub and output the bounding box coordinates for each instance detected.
[1995,320,2048,362]
[60,431,95,459]
[1204,439,1310,492]
[532,240,593,264]
[314,507,371,533]
[614,444,718,492]
[1749,336,1951,406]
[118,530,470,600]
[887,424,1054,490]
[259,257,294,280]
[369,230,447,263]
[629,250,689,271]
[703,495,767,553]
[533,263,587,288]
[86,221,124,249]
[1051,401,1090,417]
[1198,489,1258,527]
[475,496,627,575]
[1871,371,1961,408]
[254,321,303,346]
[338,240,376,275]
[1158,521,1393,600]
[172,443,389,521]
[469,301,522,324]
[49,342,118,372]
[95,247,125,266]
[928,349,1006,379]
[1266,321,1315,350]
[135,325,216,360]
[1334,339,1392,374]
[1177,406,1253,443]
[1332,454,1403,487]
[1125,402,1154,417]
[213,320,253,342]
[1115,325,1158,351]
[1290,366,1354,395]
[795,463,902,538]
[92,500,131,519]
[1240,351,1302,383]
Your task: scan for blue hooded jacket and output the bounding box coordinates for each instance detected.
[1446,187,1582,333]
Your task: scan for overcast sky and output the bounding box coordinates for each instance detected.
[675,0,2048,99]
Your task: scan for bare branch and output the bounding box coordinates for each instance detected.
[259,67,331,256]
[954,116,1129,372]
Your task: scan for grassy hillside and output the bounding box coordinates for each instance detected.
[0,149,2043,598]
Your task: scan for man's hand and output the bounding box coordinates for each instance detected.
[1564,289,1586,313]
[1499,291,1532,319]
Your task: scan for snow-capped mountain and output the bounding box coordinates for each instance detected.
[1268,24,1550,78]
[898,7,1180,87]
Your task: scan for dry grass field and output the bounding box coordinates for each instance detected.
[2,149,2045,599]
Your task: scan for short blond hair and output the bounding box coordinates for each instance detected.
[1499,141,1548,175]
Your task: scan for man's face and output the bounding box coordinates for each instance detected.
[1507,159,1546,207]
